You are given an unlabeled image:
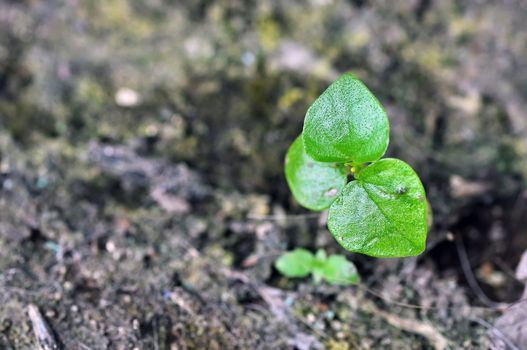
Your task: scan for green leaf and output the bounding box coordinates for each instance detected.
[323,255,360,285]
[328,158,427,258]
[303,73,389,163]
[275,248,315,278]
[285,135,348,211]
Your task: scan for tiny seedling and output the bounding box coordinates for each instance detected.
[275,248,360,285]
[285,73,429,258]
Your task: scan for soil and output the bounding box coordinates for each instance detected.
[1,0,527,349]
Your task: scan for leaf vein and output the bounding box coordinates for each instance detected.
[359,182,419,250]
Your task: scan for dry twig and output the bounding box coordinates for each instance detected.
[361,300,449,350]
[27,304,61,350]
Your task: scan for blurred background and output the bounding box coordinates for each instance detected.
[1,0,527,348]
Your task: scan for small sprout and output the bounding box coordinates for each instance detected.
[285,73,429,258]
[275,249,360,285]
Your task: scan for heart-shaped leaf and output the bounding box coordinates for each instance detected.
[311,250,359,285]
[274,248,314,277]
[328,158,427,258]
[303,73,389,163]
[285,135,348,211]
[323,255,360,285]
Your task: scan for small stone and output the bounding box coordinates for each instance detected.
[115,88,141,107]
[64,281,74,292]
[515,250,527,281]
[306,313,316,324]
[106,240,116,253]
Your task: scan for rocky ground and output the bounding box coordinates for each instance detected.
[1,0,527,349]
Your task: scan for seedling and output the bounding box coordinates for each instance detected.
[275,248,360,285]
[285,73,429,258]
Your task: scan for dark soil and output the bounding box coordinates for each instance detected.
[1,0,527,349]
